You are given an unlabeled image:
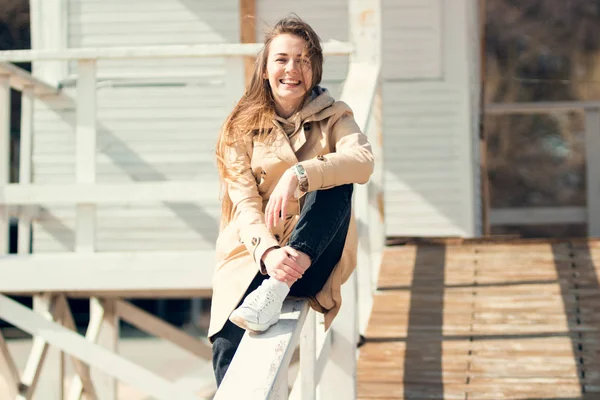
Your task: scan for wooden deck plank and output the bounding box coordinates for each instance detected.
[358,240,600,399]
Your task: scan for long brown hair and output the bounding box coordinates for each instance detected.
[216,16,323,229]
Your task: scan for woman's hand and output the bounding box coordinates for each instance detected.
[262,246,305,284]
[264,169,298,228]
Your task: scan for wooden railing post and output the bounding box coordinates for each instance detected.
[585,107,600,237]
[319,271,358,399]
[300,309,316,400]
[18,85,34,254]
[0,74,9,255]
[75,58,119,400]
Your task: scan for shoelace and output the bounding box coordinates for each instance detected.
[248,288,277,310]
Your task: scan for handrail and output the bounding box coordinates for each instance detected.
[0,41,353,62]
[215,60,383,399]
[0,62,59,95]
[484,100,600,236]
[485,100,600,114]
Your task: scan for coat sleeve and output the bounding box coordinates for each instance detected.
[224,137,280,272]
[299,102,374,191]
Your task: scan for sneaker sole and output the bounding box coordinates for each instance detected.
[229,312,281,333]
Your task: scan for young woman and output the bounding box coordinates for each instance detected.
[210,16,374,386]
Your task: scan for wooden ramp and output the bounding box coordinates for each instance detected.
[357,239,600,400]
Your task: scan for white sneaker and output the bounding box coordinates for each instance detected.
[229,278,289,333]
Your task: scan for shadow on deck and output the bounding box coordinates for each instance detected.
[358,238,600,400]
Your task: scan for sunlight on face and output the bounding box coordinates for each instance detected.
[265,34,313,118]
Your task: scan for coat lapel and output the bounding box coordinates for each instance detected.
[270,126,298,166]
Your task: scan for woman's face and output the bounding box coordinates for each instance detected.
[265,34,313,118]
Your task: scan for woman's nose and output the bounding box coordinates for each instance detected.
[285,60,299,73]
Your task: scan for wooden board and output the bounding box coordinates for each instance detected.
[358,239,600,399]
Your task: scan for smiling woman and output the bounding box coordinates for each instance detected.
[264,33,314,118]
[210,15,374,386]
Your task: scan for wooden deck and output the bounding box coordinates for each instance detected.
[357,239,600,400]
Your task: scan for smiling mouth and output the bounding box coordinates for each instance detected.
[279,79,301,86]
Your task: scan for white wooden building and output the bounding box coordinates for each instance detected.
[0,0,481,398]
[29,0,482,255]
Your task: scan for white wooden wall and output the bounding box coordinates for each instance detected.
[257,0,481,238]
[29,0,481,251]
[31,0,241,252]
[382,0,479,237]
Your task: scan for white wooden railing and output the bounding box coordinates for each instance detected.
[214,62,384,399]
[485,101,600,236]
[0,41,361,400]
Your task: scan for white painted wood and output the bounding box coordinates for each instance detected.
[0,181,218,205]
[0,62,60,96]
[340,63,380,131]
[0,75,9,255]
[489,206,587,226]
[486,101,600,114]
[55,295,98,400]
[214,300,309,400]
[355,179,373,335]
[315,329,332,384]
[17,294,61,400]
[382,0,442,80]
[91,298,118,400]
[0,329,19,399]
[367,84,385,271]
[225,57,245,109]
[0,294,200,400]
[75,59,97,253]
[0,251,214,293]
[18,86,34,255]
[319,271,357,400]
[0,42,353,62]
[29,0,69,84]
[115,300,212,360]
[585,108,600,237]
[300,310,316,400]
[68,298,104,400]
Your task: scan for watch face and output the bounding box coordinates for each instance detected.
[296,165,306,174]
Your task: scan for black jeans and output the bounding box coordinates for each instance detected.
[211,184,353,387]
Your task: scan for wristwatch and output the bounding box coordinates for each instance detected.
[290,163,308,197]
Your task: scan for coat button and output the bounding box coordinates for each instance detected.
[303,122,311,132]
[251,237,259,246]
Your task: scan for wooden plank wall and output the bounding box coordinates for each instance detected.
[31,0,241,252]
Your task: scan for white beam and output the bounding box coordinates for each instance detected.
[319,271,358,399]
[0,251,214,293]
[0,181,218,205]
[214,300,309,400]
[0,75,9,255]
[116,300,212,360]
[0,62,59,96]
[0,294,200,400]
[489,206,587,226]
[55,296,98,400]
[18,85,34,254]
[0,329,19,399]
[585,108,600,237]
[68,299,104,400]
[75,59,97,253]
[486,101,600,115]
[0,42,353,62]
[18,294,62,400]
[299,309,316,400]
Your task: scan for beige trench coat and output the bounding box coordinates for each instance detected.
[208,88,374,340]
